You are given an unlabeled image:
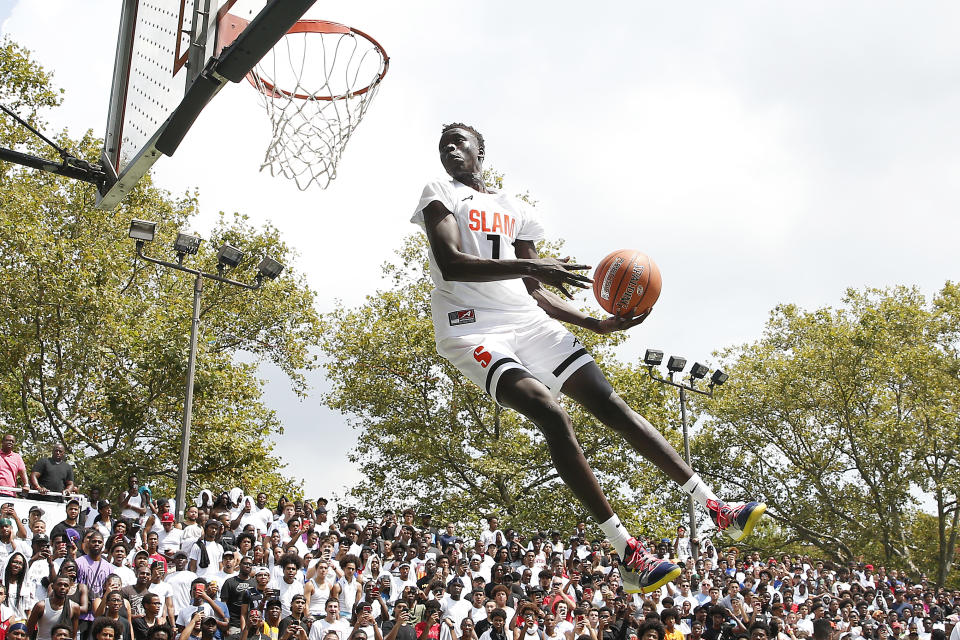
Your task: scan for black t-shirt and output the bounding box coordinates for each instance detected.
[222,575,256,626]
[219,530,237,551]
[278,614,315,637]
[32,458,74,492]
[247,587,270,613]
[381,620,417,640]
[50,520,84,544]
[133,617,162,640]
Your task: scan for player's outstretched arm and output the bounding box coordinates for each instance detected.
[515,240,652,335]
[423,201,591,288]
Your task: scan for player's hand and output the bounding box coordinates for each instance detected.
[528,258,592,298]
[591,308,653,334]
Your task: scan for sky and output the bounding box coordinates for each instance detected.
[2,1,959,513]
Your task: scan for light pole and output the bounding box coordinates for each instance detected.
[643,348,728,561]
[128,219,285,518]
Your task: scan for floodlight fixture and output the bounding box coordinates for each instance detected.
[644,349,664,367]
[128,219,157,242]
[257,256,285,280]
[666,356,687,373]
[173,232,202,256]
[216,243,244,268]
[690,362,709,380]
[711,370,729,386]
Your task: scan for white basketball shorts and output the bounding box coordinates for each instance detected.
[436,317,595,405]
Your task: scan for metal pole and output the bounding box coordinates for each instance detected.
[679,386,700,560]
[176,273,202,519]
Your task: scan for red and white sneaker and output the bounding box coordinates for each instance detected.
[620,537,681,594]
[708,500,766,541]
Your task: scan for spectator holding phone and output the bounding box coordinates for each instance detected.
[174,579,225,630]
[179,614,218,640]
[352,603,383,640]
[279,594,314,639]
[414,602,442,640]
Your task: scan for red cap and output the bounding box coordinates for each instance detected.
[865,564,874,571]
[161,513,175,523]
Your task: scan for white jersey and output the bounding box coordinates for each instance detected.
[412,177,548,340]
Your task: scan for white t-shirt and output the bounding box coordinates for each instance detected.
[112,563,138,587]
[158,527,184,553]
[442,596,472,626]
[165,569,198,614]
[309,617,350,640]
[269,577,305,617]
[188,540,224,578]
[412,177,548,341]
[121,493,143,521]
[149,580,174,604]
[176,602,218,628]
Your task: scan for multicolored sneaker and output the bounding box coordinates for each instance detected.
[708,500,767,541]
[620,537,682,594]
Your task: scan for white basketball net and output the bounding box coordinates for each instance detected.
[246,24,388,190]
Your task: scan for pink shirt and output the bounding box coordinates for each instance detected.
[0,451,26,495]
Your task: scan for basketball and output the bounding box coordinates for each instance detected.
[592,250,662,317]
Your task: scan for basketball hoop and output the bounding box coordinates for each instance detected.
[218,13,389,190]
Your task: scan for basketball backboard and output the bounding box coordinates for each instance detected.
[96,0,316,210]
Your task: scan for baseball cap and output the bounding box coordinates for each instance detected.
[161,513,175,523]
[32,534,50,546]
[29,505,44,515]
[254,566,271,576]
[865,564,874,571]
[174,551,188,560]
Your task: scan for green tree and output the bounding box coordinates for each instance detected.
[0,38,319,502]
[321,231,686,539]
[698,285,960,583]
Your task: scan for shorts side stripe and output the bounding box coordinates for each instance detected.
[485,357,519,395]
[552,348,588,377]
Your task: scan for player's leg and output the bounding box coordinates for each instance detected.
[495,368,679,595]
[495,368,613,520]
[561,362,765,541]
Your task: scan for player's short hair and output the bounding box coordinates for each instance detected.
[442,123,485,156]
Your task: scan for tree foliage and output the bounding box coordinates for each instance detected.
[697,285,960,584]
[321,230,688,539]
[0,38,319,502]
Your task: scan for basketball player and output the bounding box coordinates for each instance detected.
[410,123,765,594]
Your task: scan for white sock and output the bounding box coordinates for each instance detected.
[682,473,720,509]
[598,513,632,556]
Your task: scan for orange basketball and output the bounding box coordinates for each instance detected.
[592,249,662,317]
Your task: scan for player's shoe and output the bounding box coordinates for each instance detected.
[708,500,766,542]
[620,538,681,594]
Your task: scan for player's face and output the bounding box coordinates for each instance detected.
[439,128,482,179]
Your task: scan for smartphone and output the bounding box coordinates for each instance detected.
[362,605,373,614]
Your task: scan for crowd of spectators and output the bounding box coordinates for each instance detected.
[0,436,958,640]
